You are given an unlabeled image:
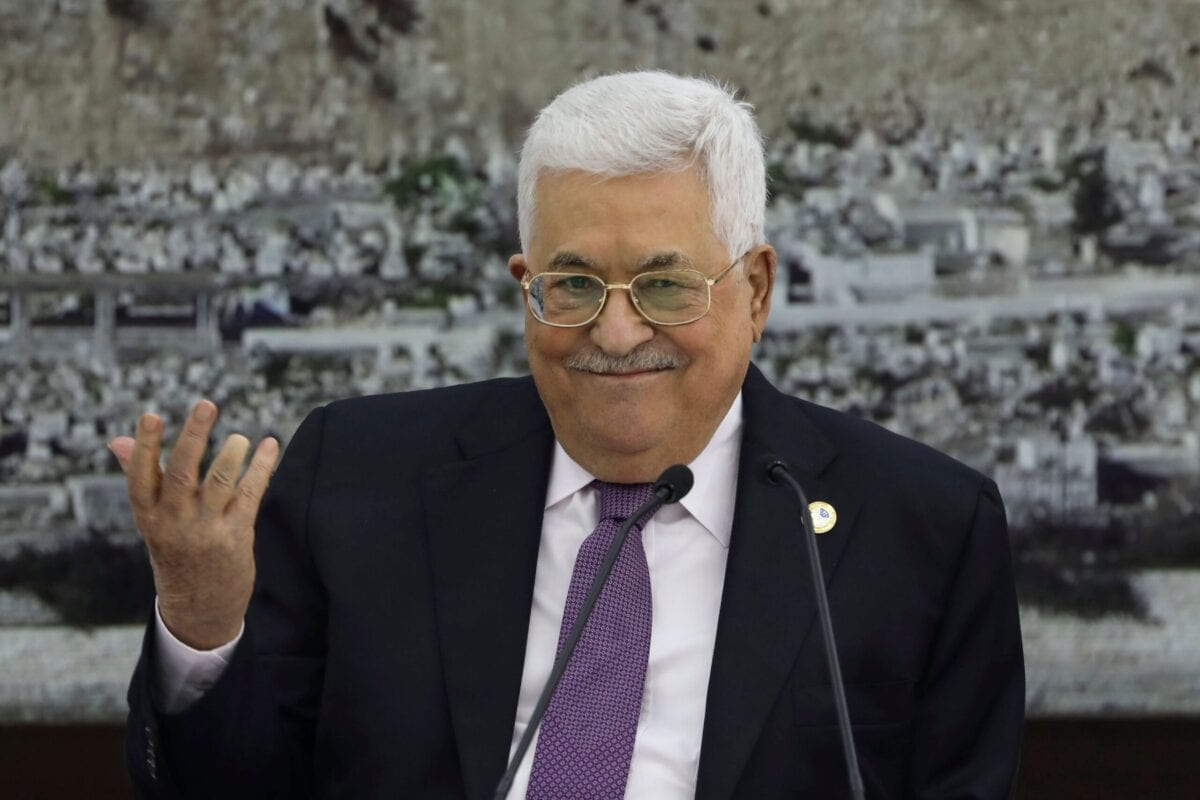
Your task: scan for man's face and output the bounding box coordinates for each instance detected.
[508,167,775,482]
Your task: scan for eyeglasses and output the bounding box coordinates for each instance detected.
[520,255,744,328]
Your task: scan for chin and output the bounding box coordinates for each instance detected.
[582,416,667,455]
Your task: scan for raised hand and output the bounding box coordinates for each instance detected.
[108,399,279,650]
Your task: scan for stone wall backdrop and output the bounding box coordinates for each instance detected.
[2,1,1200,797]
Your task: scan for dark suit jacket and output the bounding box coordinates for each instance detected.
[126,364,1024,799]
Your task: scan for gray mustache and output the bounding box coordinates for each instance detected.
[564,347,687,374]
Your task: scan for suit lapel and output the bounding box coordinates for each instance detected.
[696,365,863,800]
[420,379,554,800]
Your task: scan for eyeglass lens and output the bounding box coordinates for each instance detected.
[527,271,711,325]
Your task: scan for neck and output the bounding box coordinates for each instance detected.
[564,441,706,485]
[554,402,733,484]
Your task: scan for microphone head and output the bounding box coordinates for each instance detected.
[757,454,790,486]
[654,464,694,504]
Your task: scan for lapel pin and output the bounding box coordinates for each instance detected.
[808,501,837,534]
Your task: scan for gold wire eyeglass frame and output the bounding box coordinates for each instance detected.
[520,254,746,328]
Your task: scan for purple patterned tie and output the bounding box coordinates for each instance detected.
[525,481,658,799]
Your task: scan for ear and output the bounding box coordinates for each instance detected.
[508,253,528,283]
[743,245,775,343]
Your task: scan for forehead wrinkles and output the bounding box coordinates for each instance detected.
[544,249,698,273]
[529,168,717,254]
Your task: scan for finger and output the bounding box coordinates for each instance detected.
[161,400,218,507]
[127,414,163,514]
[231,438,280,520]
[201,434,251,515]
[108,436,134,471]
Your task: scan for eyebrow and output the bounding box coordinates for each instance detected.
[638,251,695,270]
[548,251,598,270]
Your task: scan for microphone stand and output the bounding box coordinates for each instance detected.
[764,459,865,800]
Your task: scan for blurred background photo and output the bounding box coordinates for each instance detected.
[1,1,1199,796]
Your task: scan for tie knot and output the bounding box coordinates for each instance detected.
[596,481,658,524]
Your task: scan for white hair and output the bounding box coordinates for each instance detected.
[517,71,766,262]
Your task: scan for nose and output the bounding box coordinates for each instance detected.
[589,287,655,355]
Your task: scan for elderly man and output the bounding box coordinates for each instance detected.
[114,72,1024,799]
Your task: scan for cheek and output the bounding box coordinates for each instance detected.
[675,318,745,373]
[526,324,573,364]
[525,326,587,395]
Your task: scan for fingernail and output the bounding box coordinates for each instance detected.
[195,402,213,422]
[140,414,157,432]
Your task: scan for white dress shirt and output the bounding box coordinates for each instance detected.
[155,393,743,799]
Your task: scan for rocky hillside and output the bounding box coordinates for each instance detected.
[1,0,1197,167]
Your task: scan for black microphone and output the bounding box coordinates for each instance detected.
[493,464,695,800]
[758,455,865,800]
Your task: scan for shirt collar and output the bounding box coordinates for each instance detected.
[679,392,742,547]
[544,392,744,548]
[544,441,597,510]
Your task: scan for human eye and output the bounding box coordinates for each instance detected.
[548,274,596,292]
[637,271,699,294]
[537,274,601,316]
[544,273,595,292]
[642,276,684,290]
[635,271,706,316]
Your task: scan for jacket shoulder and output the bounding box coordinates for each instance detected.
[323,376,536,424]
[786,397,1008,587]
[298,376,545,467]
[792,396,996,505]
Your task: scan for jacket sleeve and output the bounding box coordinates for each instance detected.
[907,479,1026,800]
[126,406,329,799]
